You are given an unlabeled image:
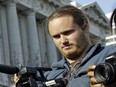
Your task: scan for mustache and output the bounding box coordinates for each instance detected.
[61,43,73,48]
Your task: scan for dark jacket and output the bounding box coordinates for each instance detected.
[45,43,116,87]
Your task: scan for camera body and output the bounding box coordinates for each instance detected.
[17,77,67,87]
[94,53,116,84]
[16,67,67,87]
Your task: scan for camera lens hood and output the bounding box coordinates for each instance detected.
[94,63,114,84]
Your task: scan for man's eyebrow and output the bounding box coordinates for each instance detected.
[61,29,75,34]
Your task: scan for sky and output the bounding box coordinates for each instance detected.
[73,0,116,14]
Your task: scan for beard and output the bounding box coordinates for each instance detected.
[59,44,86,60]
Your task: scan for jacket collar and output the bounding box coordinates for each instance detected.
[51,43,102,70]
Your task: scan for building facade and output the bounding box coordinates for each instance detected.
[0,0,110,86]
[80,2,110,44]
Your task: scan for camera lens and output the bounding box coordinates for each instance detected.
[94,63,114,84]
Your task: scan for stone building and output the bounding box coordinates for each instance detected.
[79,2,110,44]
[0,0,110,86]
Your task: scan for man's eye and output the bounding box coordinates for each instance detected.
[66,31,72,35]
[64,30,75,35]
[53,35,60,39]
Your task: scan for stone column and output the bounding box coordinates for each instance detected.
[6,1,23,65]
[0,5,9,86]
[26,10,41,66]
[0,4,10,65]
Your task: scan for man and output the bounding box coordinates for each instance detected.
[46,5,116,87]
[14,5,116,87]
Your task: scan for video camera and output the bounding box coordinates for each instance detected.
[94,52,116,85]
[0,65,67,87]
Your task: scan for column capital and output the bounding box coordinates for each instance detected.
[2,0,16,6]
[20,9,36,17]
[25,9,36,15]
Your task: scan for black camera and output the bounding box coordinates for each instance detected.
[94,53,116,85]
[0,64,67,87]
[17,77,67,87]
[16,67,67,87]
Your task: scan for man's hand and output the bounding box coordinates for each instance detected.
[14,74,20,83]
[9,74,19,87]
[87,65,105,87]
[87,65,116,87]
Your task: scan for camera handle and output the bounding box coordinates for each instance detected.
[16,77,39,87]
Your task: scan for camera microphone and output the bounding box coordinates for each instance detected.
[0,64,19,74]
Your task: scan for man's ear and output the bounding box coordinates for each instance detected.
[82,20,89,30]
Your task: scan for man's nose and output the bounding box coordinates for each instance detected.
[60,35,68,44]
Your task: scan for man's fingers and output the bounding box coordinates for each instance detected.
[90,77,105,87]
[14,74,19,83]
[91,84,105,87]
[87,71,94,77]
[87,65,105,87]
[88,65,96,71]
[90,77,98,84]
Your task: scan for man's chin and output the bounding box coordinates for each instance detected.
[63,52,75,58]
[63,51,81,59]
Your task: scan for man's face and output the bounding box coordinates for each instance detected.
[48,15,89,60]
